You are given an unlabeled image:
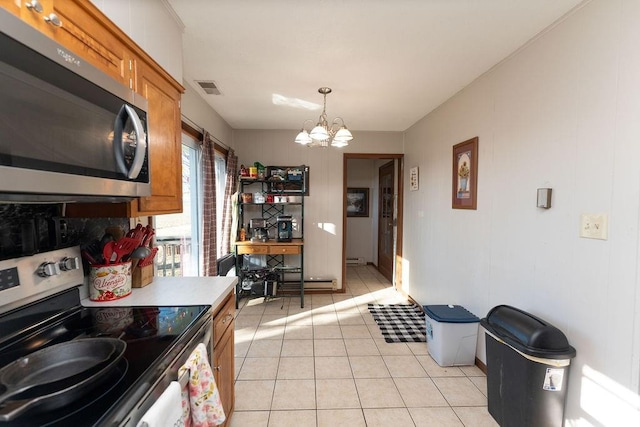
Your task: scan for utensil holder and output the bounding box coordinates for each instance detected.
[89,261,132,301]
[132,264,154,288]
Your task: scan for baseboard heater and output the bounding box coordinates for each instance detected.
[303,278,337,290]
[346,257,366,265]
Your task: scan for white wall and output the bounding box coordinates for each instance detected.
[92,0,183,83]
[94,1,233,145]
[233,130,403,288]
[181,82,233,145]
[404,0,640,425]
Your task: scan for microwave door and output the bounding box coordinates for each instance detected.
[113,104,147,179]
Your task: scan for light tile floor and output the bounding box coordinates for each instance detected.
[230,265,498,427]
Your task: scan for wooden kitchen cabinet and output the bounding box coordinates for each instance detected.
[133,59,183,214]
[49,0,134,87]
[1,0,55,38]
[0,0,133,86]
[212,292,235,425]
[1,0,185,217]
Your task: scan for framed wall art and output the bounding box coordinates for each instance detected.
[452,137,478,210]
[346,188,369,217]
[410,167,419,191]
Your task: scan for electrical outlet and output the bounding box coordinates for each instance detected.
[580,214,608,240]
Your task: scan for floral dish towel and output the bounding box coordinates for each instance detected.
[178,343,225,427]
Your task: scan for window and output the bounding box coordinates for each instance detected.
[154,133,202,276]
[154,129,229,276]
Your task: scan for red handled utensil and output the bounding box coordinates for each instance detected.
[141,227,155,247]
[111,237,139,263]
[137,247,158,267]
[126,223,142,238]
[102,241,116,264]
[128,224,146,246]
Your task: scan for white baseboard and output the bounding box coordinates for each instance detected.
[304,279,337,290]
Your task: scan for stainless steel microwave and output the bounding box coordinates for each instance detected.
[0,8,150,203]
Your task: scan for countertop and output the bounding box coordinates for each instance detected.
[81,276,237,310]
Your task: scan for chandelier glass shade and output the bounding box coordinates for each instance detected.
[294,87,353,148]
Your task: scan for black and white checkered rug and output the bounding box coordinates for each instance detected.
[368,303,426,343]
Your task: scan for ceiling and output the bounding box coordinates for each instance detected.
[167,0,585,133]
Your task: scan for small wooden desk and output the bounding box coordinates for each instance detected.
[234,239,304,307]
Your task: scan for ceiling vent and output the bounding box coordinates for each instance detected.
[195,80,221,95]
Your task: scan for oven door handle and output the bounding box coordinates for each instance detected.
[178,317,213,388]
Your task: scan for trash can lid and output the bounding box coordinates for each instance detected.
[480,305,576,359]
[423,305,480,323]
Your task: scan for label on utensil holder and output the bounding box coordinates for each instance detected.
[89,261,132,302]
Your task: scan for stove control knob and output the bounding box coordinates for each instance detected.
[38,262,60,277]
[59,256,80,271]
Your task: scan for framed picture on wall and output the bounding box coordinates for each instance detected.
[452,137,478,210]
[410,167,419,191]
[347,188,369,217]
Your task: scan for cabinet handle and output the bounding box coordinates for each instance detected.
[25,0,43,13]
[213,366,221,371]
[44,13,62,27]
[222,313,233,324]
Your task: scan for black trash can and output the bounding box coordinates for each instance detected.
[480,305,576,427]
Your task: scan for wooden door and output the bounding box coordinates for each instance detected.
[377,161,394,282]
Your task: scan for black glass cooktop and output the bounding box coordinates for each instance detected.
[0,288,209,426]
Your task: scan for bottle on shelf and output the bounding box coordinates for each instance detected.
[239,225,246,241]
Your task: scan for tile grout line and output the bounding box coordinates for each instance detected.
[232,265,494,426]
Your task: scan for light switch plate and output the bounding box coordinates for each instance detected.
[537,188,552,209]
[580,214,608,240]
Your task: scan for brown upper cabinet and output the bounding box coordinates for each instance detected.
[1,0,185,216]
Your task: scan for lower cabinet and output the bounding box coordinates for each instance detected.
[212,292,235,425]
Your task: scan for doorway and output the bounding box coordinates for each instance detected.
[342,153,404,290]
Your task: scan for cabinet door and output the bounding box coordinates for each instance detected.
[134,60,183,215]
[64,59,184,217]
[1,0,55,37]
[49,0,133,86]
[213,323,235,425]
[1,0,132,86]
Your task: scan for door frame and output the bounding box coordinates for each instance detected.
[342,153,404,291]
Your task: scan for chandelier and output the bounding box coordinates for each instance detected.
[294,87,354,148]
